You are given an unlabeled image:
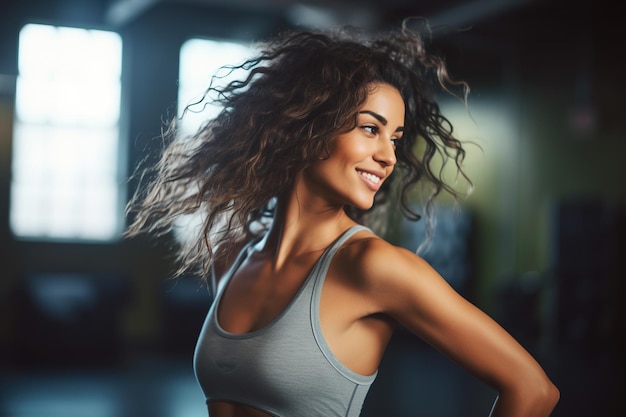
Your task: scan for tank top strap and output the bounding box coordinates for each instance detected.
[213,236,262,296]
[315,225,371,272]
[308,224,377,385]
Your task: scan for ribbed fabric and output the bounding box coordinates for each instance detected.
[193,225,376,417]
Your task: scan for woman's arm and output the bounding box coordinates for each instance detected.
[359,240,559,416]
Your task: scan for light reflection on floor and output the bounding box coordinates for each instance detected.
[0,357,208,417]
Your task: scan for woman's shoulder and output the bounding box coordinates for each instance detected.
[336,229,454,317]
[337,229,431,287]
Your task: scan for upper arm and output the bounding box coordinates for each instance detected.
[360,242,552,394]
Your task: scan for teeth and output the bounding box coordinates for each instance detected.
[358,170,381,184]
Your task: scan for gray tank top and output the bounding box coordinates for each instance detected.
[193,225,376,417]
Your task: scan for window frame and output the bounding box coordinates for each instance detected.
[9,22,126,243]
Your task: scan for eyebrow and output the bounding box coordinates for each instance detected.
[359,110,404,132]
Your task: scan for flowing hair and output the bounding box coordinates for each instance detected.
[125,18,471,279]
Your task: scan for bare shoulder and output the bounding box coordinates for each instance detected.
[337,230,435,291]
[333,229,462,319]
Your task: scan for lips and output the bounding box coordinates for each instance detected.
[357,169,384,191]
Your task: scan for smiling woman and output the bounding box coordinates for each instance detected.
[125,19,559,417]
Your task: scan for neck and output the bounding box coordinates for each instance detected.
[258,184,357,270]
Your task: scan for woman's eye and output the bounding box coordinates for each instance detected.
[361,125,378,135]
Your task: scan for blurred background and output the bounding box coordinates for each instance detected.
[0,0,624,416]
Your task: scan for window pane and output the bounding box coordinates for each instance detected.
[174,38,256,243]
[10,24,123,242]
[178,38,255,135]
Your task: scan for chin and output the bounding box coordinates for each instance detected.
[351,198,375,211]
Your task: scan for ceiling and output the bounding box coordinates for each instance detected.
[104,0,542,30]
[1,0,603,76]
[3,0,595,46]
[99,0,599,58]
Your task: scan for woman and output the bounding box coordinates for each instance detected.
[126,20,559,417]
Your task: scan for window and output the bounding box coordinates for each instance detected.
[173,38,256,243]
[10,24,123,242]
[178,38,255,135]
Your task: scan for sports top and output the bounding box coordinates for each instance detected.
[193,225,377,417]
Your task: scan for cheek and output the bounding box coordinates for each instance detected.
[334,137,372,161]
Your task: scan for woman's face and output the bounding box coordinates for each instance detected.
[301,83,405,211]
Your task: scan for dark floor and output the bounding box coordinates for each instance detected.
[0,355,205,417]
[1,330,623,417]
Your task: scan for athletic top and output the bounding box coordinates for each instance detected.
[193,225,377,417]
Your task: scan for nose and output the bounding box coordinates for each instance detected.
[374,139,397,167]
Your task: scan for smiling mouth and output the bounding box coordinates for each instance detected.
[357,169,382,185]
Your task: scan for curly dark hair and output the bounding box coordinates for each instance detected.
[125,18,471,278]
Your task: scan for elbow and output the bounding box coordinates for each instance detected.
[523,376,560,415]
[543,380,560,411]
[533,378,559,411]
[497,375,560,416]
